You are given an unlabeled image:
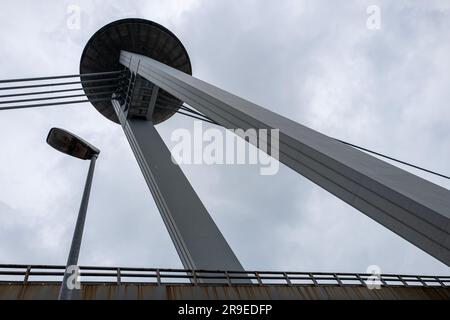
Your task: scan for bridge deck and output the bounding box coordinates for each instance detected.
[1,282,449,300]
[0,264,448,299]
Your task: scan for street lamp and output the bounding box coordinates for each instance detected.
[46,127,100,300]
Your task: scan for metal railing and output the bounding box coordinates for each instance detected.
[0,264,448,288]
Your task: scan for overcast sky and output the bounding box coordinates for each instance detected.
[0,0,449,276]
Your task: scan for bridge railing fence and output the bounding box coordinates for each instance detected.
[0,264,448,288]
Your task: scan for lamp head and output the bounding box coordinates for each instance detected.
[47,128,100,160]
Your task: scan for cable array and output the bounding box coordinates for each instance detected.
[0,70,447,180]
[0,71,125,110]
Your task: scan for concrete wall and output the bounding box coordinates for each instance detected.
[1,283,449,300]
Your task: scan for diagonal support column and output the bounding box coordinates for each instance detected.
[119,50,450,267]
[111,98,246,274]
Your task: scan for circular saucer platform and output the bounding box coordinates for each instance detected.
[80,18,192,124]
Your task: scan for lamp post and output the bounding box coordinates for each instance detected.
[46,128,100,300]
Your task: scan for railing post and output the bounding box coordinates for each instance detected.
[255,272,263,286]
[116,268,121,285]
[417,276,428,287]
[284,272,292,286]
[23,266,31,285]
[309,273,318,286]
[435,277,445,287]
[380,275,387,287]
[398,275,408,287]
[334,273,343,286]
[156,269,161,286]
[356,274,365,286]
[225,271,232,286]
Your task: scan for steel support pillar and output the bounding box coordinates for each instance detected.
[111,99,246,275]
[119,50,450,267]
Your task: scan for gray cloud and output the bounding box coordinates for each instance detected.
[0,0,448,275]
